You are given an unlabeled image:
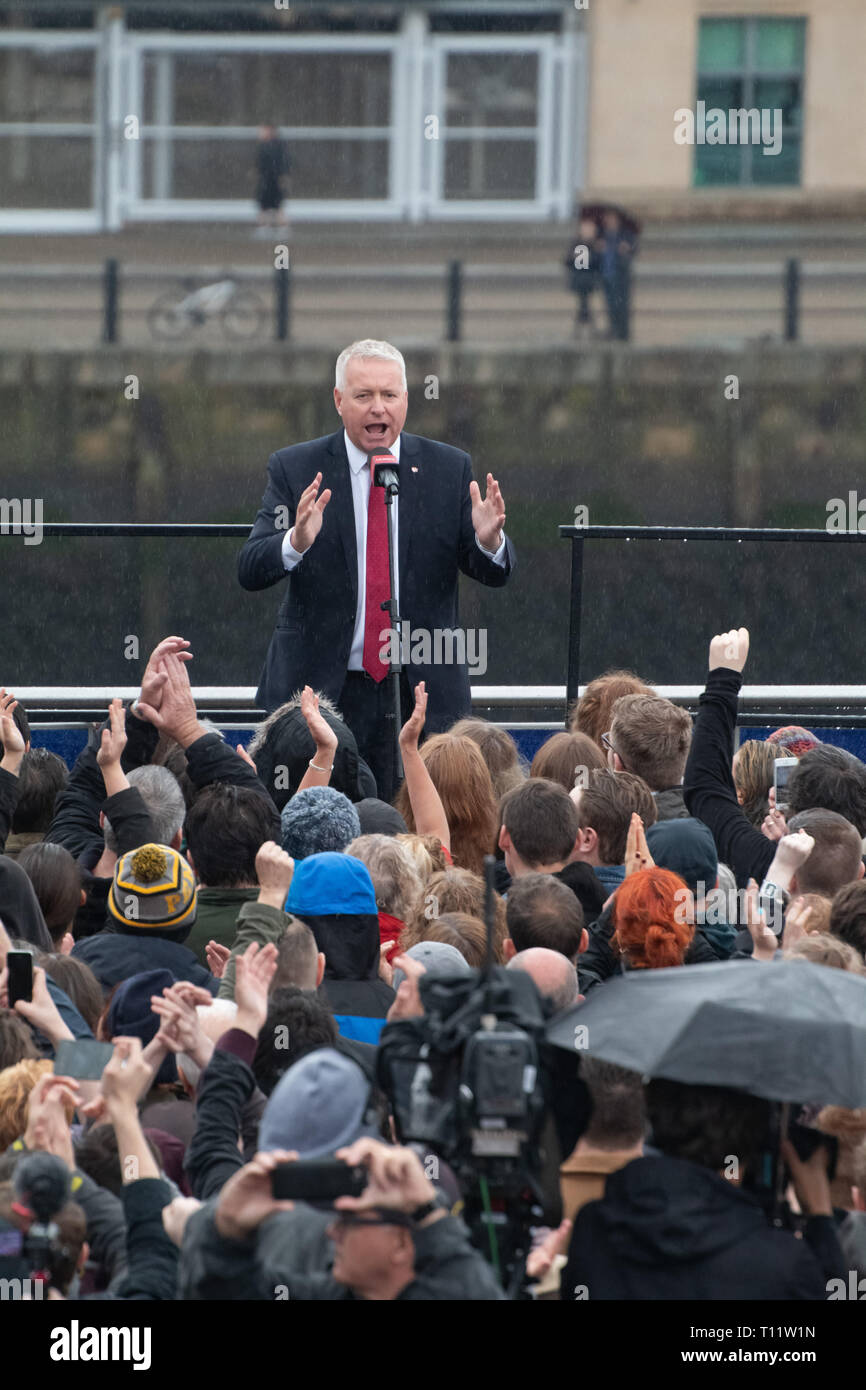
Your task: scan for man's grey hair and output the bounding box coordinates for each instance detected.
[103,765,186,854]
[507,947,580,1014]
[335,339,407,392]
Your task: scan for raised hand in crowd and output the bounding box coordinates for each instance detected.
[765,828,815,893]
[206,940,231,979]
[215,1148,298,1241]
[136,649,202,748]
[0,962,75,1045]
[150,981,216,1073]
[624,813,654,877]
[333,1138,444,1223]
[23,1071,79,1170]
[295,685,339,792]
[780,895,815,949]
[96,696,129,797]
[398,681,450,850]
[386,952,426,1022]
[133,635,193,721]
[234,941,279,1040]
[255,840,295,910]
[708,626,750,673]
[745,879,779,963]
[0,687,25,776]
[100,1037,161,1183]
[761,806,789,841]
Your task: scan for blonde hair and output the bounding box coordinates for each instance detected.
[0,1058,55,1150]
[394,734,498,876]
[570,670,655,748]
[345,834,423,918]
[448,718,527,802]
[783,932,864,973]
[401,868,508,963]
[395,833,447,883]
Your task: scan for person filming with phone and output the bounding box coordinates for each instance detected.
[186,1131,503,1301]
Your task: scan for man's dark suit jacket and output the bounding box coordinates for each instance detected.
[238,429,515,726]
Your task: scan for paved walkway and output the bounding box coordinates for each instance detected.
[1,220,863,348]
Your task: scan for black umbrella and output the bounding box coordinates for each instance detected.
[577,202,642,237]
[546,959,866,1108]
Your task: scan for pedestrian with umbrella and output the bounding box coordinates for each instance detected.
[545,958,858,1299]
[576,203,640,342]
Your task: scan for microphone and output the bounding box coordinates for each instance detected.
[369,450,400,491]
[14,1153,70,1225]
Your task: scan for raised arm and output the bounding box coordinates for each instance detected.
[682,627,775,888]
[0,689,25,848]
[293,686,340,792]
[398,682,450,851]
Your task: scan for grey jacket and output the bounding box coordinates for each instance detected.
[179,1202,506,1301]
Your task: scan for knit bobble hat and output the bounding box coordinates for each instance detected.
[108,843,197,932]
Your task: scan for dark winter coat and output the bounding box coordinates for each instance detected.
[237,429,515,726]
[577,900,722,994]
[561,1154,844,1300]
[299,910,395,1045]
[72,930,218,996]
[45,706,159,863]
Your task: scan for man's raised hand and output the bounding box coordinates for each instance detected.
[709,627,749,674]
[469,473,506,553]
[291,473,332,555]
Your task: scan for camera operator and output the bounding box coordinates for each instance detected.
[181,1138,504,1301]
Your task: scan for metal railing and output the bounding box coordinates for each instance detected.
[559,524,866,716]
[1,256,864,345]
[5,521,866,729]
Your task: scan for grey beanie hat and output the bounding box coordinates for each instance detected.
[280,786,361,861]
[259,1047,376,1158]
[392,940,473,992]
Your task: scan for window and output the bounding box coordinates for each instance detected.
[694,17,805,187]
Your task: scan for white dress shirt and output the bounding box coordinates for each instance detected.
[281,430,506,671]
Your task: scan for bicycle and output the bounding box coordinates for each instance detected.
[147,276,266,342]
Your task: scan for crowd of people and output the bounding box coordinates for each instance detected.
[1,627,866,1302]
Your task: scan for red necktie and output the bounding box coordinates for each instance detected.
[362,471,391,681]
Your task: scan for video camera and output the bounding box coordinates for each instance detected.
[0,1153,72,1297]
[376,859,559,1296]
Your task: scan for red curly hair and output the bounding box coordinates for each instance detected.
[612,867,693,970]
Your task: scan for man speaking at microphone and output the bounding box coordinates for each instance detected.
[238,338,515,802]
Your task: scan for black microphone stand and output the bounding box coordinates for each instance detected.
[372,452,403,792]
